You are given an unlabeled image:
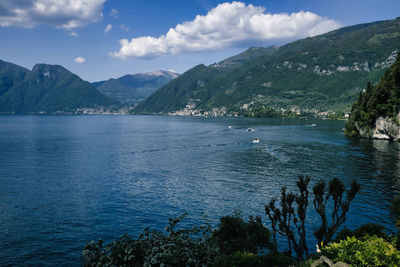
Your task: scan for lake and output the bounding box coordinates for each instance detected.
[0,115,399,266]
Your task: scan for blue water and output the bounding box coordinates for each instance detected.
[0,115,399,266]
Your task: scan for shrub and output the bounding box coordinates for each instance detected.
[212,251,294,267]
[82,214,219,266]
[212,213,273,255]
[321,235,400,266]
[335,223,389,242]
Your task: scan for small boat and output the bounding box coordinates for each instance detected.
[252,138,260,143]
[247,128,255,132]
[311,124,316,127]
[228,126,233,129]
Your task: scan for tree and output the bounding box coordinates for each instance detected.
[265,176,360,261]
[313,178,360,249]
[265,175,310,261]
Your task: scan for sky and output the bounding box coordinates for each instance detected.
[0,0,399,82]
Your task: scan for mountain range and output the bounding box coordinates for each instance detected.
[135,18,400,116]
[0,59,178,114]
[92,70,179,105]
[1,18,400,115]
[0,61,120,114]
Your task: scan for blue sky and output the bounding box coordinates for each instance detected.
[0,0,399,82]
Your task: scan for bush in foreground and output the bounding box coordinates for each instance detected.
[82,213,289,266]
[81,176,400,267]
[321,235,400,267]
[212,213,273,255]
[212,251,293,267]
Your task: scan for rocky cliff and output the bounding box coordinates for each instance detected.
[355,114,400,140]
[345,52,400,140]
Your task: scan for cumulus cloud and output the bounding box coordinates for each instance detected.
[110,8,118,18]
[104,23,112,33]
[111,1,341,59]
[74,56,86,63]
[0,0,105,29]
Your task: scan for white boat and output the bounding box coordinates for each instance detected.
[247,128,255,132]
[228,126,232,129]
[252,139,260,143]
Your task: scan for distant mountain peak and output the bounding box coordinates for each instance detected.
[141,70,179,78]
[31,64,67,76]
[92,70,180,104]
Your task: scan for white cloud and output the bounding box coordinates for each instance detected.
[104,23,112,33]
[69,31,79,37]
[0,0,105,29]
[74,56,86,63]
[110,8,118,19]
[112,1,341,59]
[119,24,129,32]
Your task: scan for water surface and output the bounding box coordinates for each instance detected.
[0,115,399,265]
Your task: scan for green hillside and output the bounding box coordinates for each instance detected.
[135,18,400,115]
[93,70,179,104]
[0,60,28,97]
[0,61,120,114]
[345,53,400,137]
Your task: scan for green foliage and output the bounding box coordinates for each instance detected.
[212,251,294,267]
[212,213,273,255]
[335,223,389,242]
[136,18,400,114]
[82,213,276,266]
[244,106,299,118]
[321,235,400,266]
[82,213,218,266]
[345,53,400,137]
[326,112,345,120]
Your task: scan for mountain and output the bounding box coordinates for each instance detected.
[0,60,29,97]
[93,70,179,104]
[135,18,400,115]
[0,60,120,114]
[345,53,400,140]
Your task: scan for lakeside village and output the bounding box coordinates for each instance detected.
[25,104,349,119]
[169,103,350,119]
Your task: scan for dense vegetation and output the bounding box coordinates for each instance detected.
[135,18,400,115]
[93,71,178,105]
[243,107,299,118]
[0,60,120,114]
[321,236,400,266]
[345,53,400,137]
[80,175,400,266]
